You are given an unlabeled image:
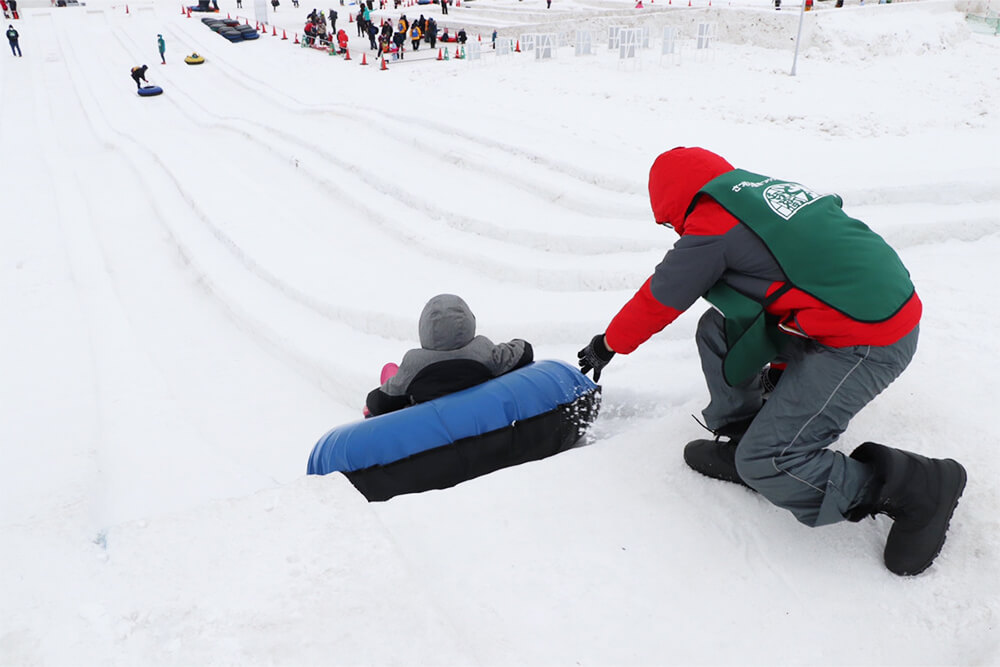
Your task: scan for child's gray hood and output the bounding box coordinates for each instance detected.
[418,294,476,351]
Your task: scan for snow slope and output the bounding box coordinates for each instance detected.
[1,0,998,663]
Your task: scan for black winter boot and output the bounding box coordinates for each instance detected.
[683,439,752,489]
[684,413,760,489]
[849,442,967,576]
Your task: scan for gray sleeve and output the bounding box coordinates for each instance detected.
[378,348,426,397]
[475,336,532,376]
[648,233,729,312]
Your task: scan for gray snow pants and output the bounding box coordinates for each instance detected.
[695,308,919,527]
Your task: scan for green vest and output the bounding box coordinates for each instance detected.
[694,169,914,386]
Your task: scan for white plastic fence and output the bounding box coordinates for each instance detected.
[618,27,641,59]
[661,25,678,55]
[696,22,716,49]
[607,25,627,49]
[535,32,557,59]
[574,29,593,56]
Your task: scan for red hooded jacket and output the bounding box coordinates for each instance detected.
[604,147,921,354]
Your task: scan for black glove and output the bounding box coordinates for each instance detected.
[577,334,615,382]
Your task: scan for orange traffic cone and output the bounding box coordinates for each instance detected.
[282,29,288,39]
[349,12,353,21]
[186,7,192,17]
[380,57,388,70]
[294,32,300,43]
[125,4,129,13]
[437,47,443,60]
[360,51,368,64]
[272,25,277,36]
[181,4,186,14]
[344,48,351,60]
[514,39,520,52]
[477,33,481,41]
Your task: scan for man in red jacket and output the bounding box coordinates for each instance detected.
[577,146,966,576]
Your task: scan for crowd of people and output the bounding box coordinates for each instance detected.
[302,5,468,59]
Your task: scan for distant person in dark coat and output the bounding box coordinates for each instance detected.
[6,24,19,56]
[426,18,437,48]
[130,64,148,88]
[392,30,404,58]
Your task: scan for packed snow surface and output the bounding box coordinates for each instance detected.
[1,0,998,663]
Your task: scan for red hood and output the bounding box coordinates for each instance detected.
[647,147,735,235]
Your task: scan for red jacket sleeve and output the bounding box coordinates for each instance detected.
[604,277,684,354]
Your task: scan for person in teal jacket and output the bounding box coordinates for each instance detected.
[157,34,165,64]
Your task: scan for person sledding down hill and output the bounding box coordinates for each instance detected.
[576,146,966,577]
[365,294,534,417]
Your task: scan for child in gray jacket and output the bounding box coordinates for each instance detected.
[365,294,533,417]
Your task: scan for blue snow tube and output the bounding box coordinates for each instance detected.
[137,85,163,97]
[307,360,601,501]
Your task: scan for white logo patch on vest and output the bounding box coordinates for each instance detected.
[763,182,823,220]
